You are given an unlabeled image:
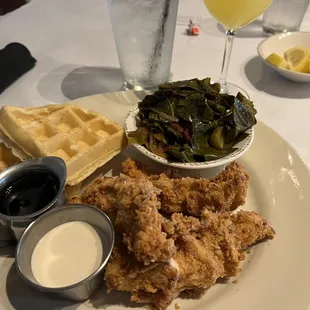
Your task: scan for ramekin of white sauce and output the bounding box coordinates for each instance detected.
[15,204,114,301]
[31,221,103,288]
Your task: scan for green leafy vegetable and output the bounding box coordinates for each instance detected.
[128,77,257,163]
[210,127,225,149]
[128,126,149,145]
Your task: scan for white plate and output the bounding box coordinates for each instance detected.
[257,31,310,83]
[1,91,310,310]
[124,104,254,171]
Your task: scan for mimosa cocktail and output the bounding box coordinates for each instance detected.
[204,0,272,30]
[203,0,273,93]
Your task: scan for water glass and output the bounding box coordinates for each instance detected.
[262,0,310,35]
[108,0,179,91]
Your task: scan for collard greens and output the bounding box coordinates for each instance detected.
[128,78,257,163]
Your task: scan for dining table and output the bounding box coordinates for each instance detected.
[1,2,310,310]
[0,0,309,166]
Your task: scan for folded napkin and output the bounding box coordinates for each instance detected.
[0,42,37,94]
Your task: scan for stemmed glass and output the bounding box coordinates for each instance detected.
[203,0,273,94]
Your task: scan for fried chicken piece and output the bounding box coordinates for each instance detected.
[105,244,180,309]
[71,175,176,265]
[122,158,249,216]
[162,213,202,239]
[114,176,176,264]
[70,177,119,220]
[200,210,275,276]
[122,157,153,179]
[105,210,275,310]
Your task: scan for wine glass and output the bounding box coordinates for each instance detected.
[203,0,273,94]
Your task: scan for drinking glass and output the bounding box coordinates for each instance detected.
[263,0,310,35]
[108,0,179,91]
[203,0,273,94]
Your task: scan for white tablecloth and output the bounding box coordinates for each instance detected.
[0,0,309,165]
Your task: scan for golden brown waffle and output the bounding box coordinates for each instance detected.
[0,104,125,186]
[0,142,21,171]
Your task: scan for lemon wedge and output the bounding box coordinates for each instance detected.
[266,53,288,69]
[284,46,308,73]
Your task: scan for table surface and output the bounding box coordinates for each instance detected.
[0,0,309,166]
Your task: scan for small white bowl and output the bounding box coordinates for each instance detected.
[257,31,310,83]
[124,105,254,173]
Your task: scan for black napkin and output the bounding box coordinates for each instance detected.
[0,42,37,94]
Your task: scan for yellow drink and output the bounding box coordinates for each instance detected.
[203,0,272,30]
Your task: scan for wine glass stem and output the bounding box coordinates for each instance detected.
[219,29,236,93]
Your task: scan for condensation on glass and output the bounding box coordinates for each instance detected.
[108,0,179,90]
[263,0,310,34]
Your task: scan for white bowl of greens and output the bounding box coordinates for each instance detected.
[125,78,255,170]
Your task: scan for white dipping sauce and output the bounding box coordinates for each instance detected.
[31,221,103,288]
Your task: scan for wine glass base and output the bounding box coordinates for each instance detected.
[220,82,250,99]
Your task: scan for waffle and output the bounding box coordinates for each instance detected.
[0,142,21,171]
[0,104,126,186]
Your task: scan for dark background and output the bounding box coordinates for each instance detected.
[0,0,26,15]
